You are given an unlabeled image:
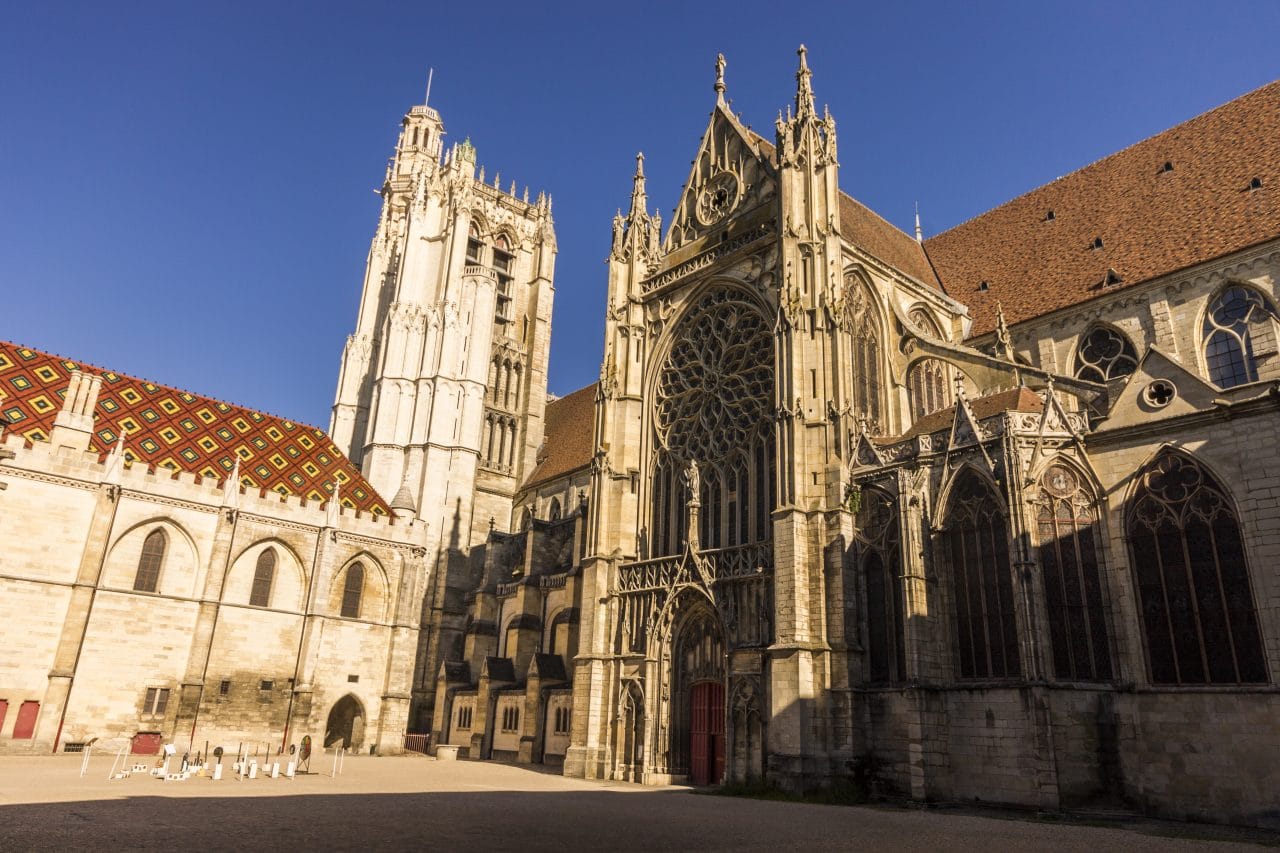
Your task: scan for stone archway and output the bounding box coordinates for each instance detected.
[669,605,726,785]
[324,694,365,750]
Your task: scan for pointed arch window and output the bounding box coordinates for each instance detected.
[133,529,166,592]
[548,497,562,521]
[250,547,277,608]
[908,306,943,339]
[941,473,1019,679]
[1073,326,1138,384]
[1036,464,1112,681]
[907,358,951,422]
[341,563,365,619]
[846,280,884,430]
[858,489,904,684]
[1203,285,1279,388]
[1127,452,1267,684]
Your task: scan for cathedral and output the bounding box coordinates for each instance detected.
[1,48,1278,828]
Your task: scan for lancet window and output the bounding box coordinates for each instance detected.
[1202,285,1278,388]
[1035,463,1112,681]
[857,489,904,684]
[650,288,775,556]
[843,275,884,431]
[941,472,1020,679]
[1127,451,1267,684]
[250,547,277,608]
[341,563,365,619]
[1073,325,1138,384]
[907,358,951,422]
[133,529,166,593]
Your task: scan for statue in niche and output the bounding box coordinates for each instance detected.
[683,459,701,504]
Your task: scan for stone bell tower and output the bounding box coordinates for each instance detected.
[330,86,557,728]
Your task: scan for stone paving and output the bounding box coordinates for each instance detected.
[0,754,1273,851]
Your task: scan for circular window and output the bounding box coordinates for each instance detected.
[695,172,741,226]
[1142,379,1177,409]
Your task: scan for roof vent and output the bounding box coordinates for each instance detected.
[1044,209,1055,221]
[1091,236,1105,250]
[1249,177,1263,191]
[978,280,990,292]
[1158,161,1174,174]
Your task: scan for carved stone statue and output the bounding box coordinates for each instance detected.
[683,459,701,503]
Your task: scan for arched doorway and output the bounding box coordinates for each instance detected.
[670,606,725,785]
[324,694,365,750]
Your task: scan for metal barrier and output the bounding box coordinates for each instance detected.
[403,733,431,754]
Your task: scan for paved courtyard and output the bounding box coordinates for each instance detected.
[0,753,1272,850]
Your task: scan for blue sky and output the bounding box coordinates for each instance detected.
[3,1,1278,429]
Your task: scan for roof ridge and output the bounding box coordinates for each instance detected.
[1,338,330,436]
[927,79,1280,241]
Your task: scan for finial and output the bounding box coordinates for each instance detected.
[635,151,645,177]
[914,202,923,243]
[629,153,647,217]
[714,53,727,104]
[954,372,966,402]
[994,301,1015,360]
[795,45,815,117]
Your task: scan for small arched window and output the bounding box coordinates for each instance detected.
[133,529,167,592]
[942,473,1019,679]
[519,508,532,532]
[907,358,951,422]
[1203,285,1279,388]
[1073,326,1138,383]
[341,563,365,619]
[548,498,562,521]
[1128,452,1267,684]
[1036,463,1112,681]
[908,306,943,339]
[250,547,276,608]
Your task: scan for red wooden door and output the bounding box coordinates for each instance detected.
[131,732,163,755]
[0,700,8,736]
[12,701,38,740]
[689,682,725,785]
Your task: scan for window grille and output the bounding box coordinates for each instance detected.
[942,473,1020,679]
[858,489,905,683]
[341,563,364,618]
[907,358,951,422]
[133,529,166,592]
[1073,326,1138,383]
[143,687,170,715]
[250,547,276,607]
[1036,463,1113,681]
[1127,452,1267,684]
[650,288,775,555]
[1202,285,1278,388]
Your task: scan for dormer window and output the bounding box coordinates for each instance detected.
[1249,177,1263,191]
[978,280,990,292]
[1091,237,1105,250]
[1044,209,1055,221]
[1158,161,1174,174]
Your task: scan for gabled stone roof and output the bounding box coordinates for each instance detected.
[925,80,1280,336]
[0,340,389,516]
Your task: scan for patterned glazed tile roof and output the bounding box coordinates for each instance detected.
[522,383,597,490]
[0,341,389,516]
[925,80,1280,336]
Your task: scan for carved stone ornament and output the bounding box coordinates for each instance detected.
[696,171,741,226]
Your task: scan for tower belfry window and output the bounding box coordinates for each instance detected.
[492,241,514,323]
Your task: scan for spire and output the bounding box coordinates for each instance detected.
[994,301,1015,360]
[914,202,923,243]
[714,53,727,105]
[424,67,434,106]
[795,44,815,117]
[390,472,417,514]
[629,152,647,217]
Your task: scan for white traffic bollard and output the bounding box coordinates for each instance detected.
[213,763,223,780]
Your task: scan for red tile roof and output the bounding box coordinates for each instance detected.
[750,131,941,288]
[925,80,1280,336]
[522,383,597,489]
[0,341,389,515]
[883,386,1045,443]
